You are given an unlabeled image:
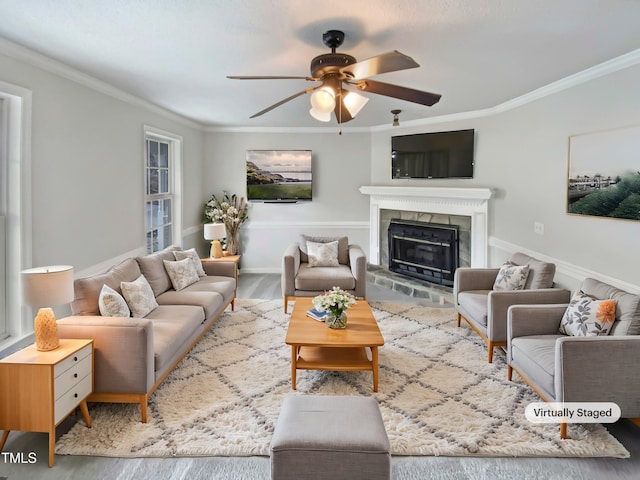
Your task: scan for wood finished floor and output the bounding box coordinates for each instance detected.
[1,273,638,480]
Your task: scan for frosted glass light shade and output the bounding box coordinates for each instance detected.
[343,91,369,117]
[310,86,335,113]
[309,108,332,122]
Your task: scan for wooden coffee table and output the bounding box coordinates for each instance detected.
[285,298,384,392]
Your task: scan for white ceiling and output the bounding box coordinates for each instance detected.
[0,0,639,129]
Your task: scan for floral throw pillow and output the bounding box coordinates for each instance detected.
[120,275,158,318]
[307,240,339,267]
[559,291,617,336]
[493,263,530,291]
[164,258,200,291]
[98,284,130,317]
[174,248,206,277]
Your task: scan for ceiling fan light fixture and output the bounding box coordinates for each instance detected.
[310,86,336,113]
[343,91,369,117]
[309,107,332,122]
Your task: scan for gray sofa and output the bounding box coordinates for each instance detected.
[507,277,640,438]
[57,246,236,422]
[281,235,367,313]
[454,252,571,362]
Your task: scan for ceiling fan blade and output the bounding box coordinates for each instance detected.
[249,87,316,118]
[227,75,315,80]
[340,51,419,79]
[333,94,354,124]
[354,79,441,106]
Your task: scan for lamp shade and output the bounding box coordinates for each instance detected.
[343,91,369,117]
[310,86,335,113]
[21,265,74,308]
[204,223,226,240]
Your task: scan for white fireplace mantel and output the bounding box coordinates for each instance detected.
[359,186,493,268]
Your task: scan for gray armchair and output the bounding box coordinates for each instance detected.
[454,252,571,362]
[507,277,640,439]
[282,235,366,313]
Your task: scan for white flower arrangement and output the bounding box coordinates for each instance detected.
[312,286,356,317]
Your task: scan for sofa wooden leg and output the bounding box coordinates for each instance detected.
[140,395,148,423]
[487,342,494,363]
[507,364,513,381]
[457,312,461,327]
[284,297,289,313]
[560,422,568,439]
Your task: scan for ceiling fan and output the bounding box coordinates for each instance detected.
[228,30,442,124]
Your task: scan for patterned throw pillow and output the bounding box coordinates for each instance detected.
[163,258,200,291]
[493,263,530,291]
[120,275,158,318]
[307,240,339,267]
[98,284,130,317]
[174,248,206,277]
[559,291,617,336]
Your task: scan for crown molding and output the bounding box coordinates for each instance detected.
[0,37,205,131]
[2,34,638,135]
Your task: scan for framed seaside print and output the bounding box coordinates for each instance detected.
[246,150,312,202]
[567,124,640,221]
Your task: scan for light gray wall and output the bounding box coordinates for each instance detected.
[371,64,640,290]
[203,131,371,271]
[0,52,206,273]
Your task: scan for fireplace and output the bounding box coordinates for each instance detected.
[388,219,459,286]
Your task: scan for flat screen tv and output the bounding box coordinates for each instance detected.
[246,150,312,202]
[392,129,475,179]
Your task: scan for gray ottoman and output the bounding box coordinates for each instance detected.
[270,395,391,480]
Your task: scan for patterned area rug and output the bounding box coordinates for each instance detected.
[56,299,629,458]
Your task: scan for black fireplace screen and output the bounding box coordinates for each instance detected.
[388,219,459,286]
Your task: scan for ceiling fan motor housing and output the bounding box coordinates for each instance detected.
[310,53,356,78]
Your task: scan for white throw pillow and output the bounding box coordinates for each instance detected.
[493,263,530,291]
[174,248,206,277]
[98,284,130,317]
[120,275,158,318]
[307,240,339,267]
[164,258,200,291]
[559,291,617,336]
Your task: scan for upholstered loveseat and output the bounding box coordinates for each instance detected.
[57,245,236,422]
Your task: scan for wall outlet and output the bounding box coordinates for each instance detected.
[534,221,545,235]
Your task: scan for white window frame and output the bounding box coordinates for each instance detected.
[0,81,33,352]
[143,126,182,253]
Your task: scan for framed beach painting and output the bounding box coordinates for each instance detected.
[567,124,640,221]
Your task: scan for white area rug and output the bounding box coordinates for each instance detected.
[56,299,629,458]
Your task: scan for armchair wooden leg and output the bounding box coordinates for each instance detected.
[507,364,513,381]
[560,422,568,439]
[457,312,461,327]
[487,342,494,363]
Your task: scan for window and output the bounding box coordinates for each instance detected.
[144,127,182,253]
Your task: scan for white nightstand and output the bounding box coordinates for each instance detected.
[0,338,94,467]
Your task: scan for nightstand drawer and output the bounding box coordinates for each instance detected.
[54,373,92,424]
[54,353,92,400]
[54,343,92,377]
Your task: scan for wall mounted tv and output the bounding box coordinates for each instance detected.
[246,150,312,202]
[392,129,475,179]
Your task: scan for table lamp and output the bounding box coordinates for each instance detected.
[21,265,74,351]
[204,223,227,258]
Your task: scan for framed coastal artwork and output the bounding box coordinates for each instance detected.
[246,150,313,202]
[567,124,640,221]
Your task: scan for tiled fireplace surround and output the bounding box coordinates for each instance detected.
[360,186,493,300]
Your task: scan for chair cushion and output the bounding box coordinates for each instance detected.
[493,263,530,291]
[307,240,339,267]
[300,235,349,265]
[457,290,490,327]
[71,257,141,315]
[581,277,640,336]
[136,245,180,297]
[509,252,556,289]
[295,264,356,291]
[510,335,563,400]
[558,291,616,336]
